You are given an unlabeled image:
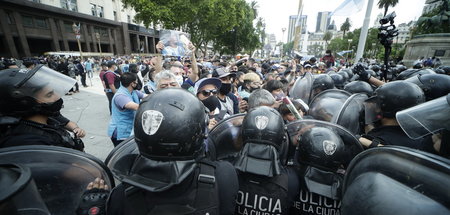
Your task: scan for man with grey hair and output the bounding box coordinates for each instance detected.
[248,89,277,110]
[154,70,180,89]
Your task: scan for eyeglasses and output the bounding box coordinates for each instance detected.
[200,89,218,97]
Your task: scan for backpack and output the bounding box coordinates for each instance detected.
[122,160,220,215]
[103,71,120,90]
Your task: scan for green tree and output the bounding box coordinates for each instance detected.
[308,44,324,57]
[283,41,294,55]
[121,0,261,55]
[377,0,399,16]
[340,18,351,37]
[323,31,333,49]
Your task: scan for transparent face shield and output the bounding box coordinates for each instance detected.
[290,72,313,104]
[364,96,382,125]
[14,65,76,102]
[396,94,450,139]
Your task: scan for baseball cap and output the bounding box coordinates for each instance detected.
[193,78,222,95]
[212,67,236,79]
[107,61,117,68]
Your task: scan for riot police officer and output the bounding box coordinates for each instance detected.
[362,81,435,152]
[0,66,84,151]
[234,106,299,215]
[106,88,239,215]
[289,120,363,215]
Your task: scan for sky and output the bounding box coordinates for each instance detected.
[251,0,427,43]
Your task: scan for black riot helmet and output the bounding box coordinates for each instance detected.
[344,81,374,96]
[330,73,345,89]
[337,70,350,82]
[406,74,450,101]
[369,65,381,73]
[396,68,435,80]
[341,68,354,79]
[0,66,75,117]
[312,74,335,99]
[297,127,346,170]
[368,81,425,119]
[241,106,285,150]
[134,88,208,160]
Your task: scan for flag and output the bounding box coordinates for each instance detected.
[337,50,353,56]
[330,0,366,16]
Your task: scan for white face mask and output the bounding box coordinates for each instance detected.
[175,75,183,85]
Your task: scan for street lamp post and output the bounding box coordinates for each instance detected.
[347,39,353,64]
[281,28,286,58]
[95,32,102,57]
[72,23,83,60]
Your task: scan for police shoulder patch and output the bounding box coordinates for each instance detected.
[141,110,164,135]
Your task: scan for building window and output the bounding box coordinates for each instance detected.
[91,4,97,16]
[97,6,104,18]
[113,11,117,21]
[127,15,131,23]
[35,17,48,28]
[61,0,77,11]
[6,11,14,24]
[22,15,34,27]
[64,22,74,32]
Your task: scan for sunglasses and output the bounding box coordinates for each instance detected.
[200,89,218,97]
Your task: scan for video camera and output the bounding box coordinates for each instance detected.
[379,12,396,25]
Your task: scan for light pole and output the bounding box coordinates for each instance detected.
[372,43,376,59]
[281,28,286,58]
[347,39,353,63]
[95,32,102,57]
[72,23,83,60]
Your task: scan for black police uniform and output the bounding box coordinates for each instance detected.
[235,167,299,215]
[106,159,238,215]
[367,125,435,153]
[290,167,341,215]
[0,116,83,151]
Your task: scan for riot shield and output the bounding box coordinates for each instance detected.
[286,119,363,167]
[396,94,450,139]
[332,93,368,135]
[207,114,245,162]
[289,72,313,104]
[308,89,351,122]
[396,68,435,80]
[341,146,450,215]
[0,145,115,215]
[105,136,139,171]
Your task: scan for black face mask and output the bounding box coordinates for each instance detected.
[37,98,64,116]
[219,83,232,95]
[201,96,220,112]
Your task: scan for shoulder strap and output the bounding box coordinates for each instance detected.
[195,160,217,207]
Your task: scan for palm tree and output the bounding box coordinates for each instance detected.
[323,31,333,48]
[378,0,399,16]
[340,18,351,37]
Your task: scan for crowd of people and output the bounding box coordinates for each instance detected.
[0,45,450,215]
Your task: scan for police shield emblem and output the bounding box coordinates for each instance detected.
[255,116,269,130]
[141,110,164,135]
[323,140,337,155]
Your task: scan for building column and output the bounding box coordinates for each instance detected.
[144,36,149,53]
[0,9,18,58]
[12,12,31,57]
[136,34,141,53]
[151,37,156,53]
[90,25,98,52]
[58,20,69,51]
[48,18,61,51]
[81,23,91,52]
[108,28,114,54]
[121,23,131,55]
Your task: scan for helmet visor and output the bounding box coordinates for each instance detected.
[290,72,313,104]
[364,96,382,125]
[15,65,76,102]
[396,95,450,139]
